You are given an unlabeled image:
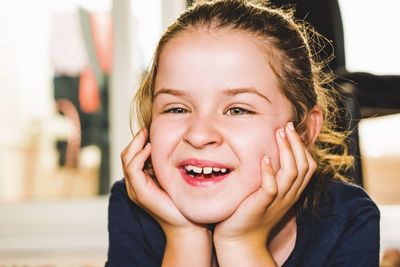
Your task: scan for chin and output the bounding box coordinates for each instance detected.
[179,203,238,224]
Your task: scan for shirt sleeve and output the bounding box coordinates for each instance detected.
[325,186,380,267]
[106,179,165,267]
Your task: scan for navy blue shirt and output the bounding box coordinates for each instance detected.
[106,179,380,266]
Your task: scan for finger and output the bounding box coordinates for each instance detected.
[295,149,317,200]
[121,128,145,157]
[124,143,160,211]
[240,156,278,210]
[260,156,278,203]
[125,176,138,202]
[224,156,278,227]
[123,143,189,226]
[122,156,136,200]
[121,128,148,166]
[125,141,151,196]
[275,127,298,197]
[122,127,147,159]
[123,141,152,204]
[126,143,175,215]
[284,122,309,195]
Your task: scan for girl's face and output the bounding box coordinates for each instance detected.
[150,30,293,223]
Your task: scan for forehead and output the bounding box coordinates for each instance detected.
[154,28,281,99]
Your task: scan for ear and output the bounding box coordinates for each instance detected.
[306,105,323,146]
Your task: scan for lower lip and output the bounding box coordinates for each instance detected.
[179,168,230,187]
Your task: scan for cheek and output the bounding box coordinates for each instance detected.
[149,119,177,179]
[226,121,281,171]
[149,117,191,192]
[150,120,165,147]
[150,117,182,150]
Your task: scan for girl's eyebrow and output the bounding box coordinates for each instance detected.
[223,88,271,103]
[153,87,271,103]
[153,88,187,99]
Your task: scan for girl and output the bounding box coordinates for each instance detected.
[107,1,380,266]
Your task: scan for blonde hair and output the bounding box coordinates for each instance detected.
[132,0,354,209]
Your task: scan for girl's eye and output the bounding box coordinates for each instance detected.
[163,107,188,114]
[226,107,254,116]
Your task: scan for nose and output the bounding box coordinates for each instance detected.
[183,115,223,149]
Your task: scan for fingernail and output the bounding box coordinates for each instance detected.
[278,128,286,138]
[144,142,151,149]
[263,156,270,165]
[288,122,295,131]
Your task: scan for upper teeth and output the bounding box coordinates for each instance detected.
[184,165,227,174]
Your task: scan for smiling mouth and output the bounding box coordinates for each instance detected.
[183,165,232,179]
[178,159,233,186]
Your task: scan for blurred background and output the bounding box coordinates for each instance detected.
[0,0,399,266]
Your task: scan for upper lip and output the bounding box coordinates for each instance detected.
[178,158,233,170]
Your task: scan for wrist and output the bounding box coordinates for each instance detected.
[213,228,269,247]
[164,224,211,242]
[162,226,212,267]
[214,235,276,267]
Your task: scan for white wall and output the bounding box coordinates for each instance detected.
[339,0,400,75]
[0,0,53,200]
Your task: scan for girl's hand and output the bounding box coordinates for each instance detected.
[121,128,212,267]
[213,122,317,266]
[122,128,189,230]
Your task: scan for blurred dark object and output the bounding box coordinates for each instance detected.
[269,0,400,115]
[270,0,345,71]
[270,0,400,187]
[52,9,112,195]
[55,98,81,168]
[53,75,108,194]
